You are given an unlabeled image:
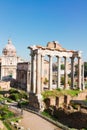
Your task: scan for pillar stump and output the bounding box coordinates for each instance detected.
[28,92,43,112]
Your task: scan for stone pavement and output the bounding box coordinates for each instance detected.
[19,110,62,130]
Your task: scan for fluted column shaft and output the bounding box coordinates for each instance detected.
[71,57,74,89]
[49,55,52,90]
[31,53,36,92]
[82,62,85,90]
[57,56,61,88]
[36,53,41,94]
[64,57,68,89]
[27,70,30,92]
[33,56,36,93]
[41,55,44,92]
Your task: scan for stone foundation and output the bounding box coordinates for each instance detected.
[44,91,87,109]
[0,81,10,90]
[28,93,43,111]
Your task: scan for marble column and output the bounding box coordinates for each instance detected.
[30,53,36,93]
[48,55,52,90]
[36,53,41,94]
[33,55,36,93]
[1,67,3,80]
[82,62,85,90]
[71,57,74,89]
[27,70,30,93]
[57,56,61,88]
[41,55,44,92]
[78,57,82,90]
[30,54,33,92]
[64,57,68,89]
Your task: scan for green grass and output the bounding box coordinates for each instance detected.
[0,97,5,101]
[63,89,80,97]
[10,117,21,122]
[0,105,20,130]
[41,110,57,121]
[42,89,80,99]
[3,121,12,130]
[0,105,15,120]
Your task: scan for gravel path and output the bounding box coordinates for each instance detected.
[19,110,62,130]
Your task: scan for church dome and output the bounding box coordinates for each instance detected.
[2,39,17,56]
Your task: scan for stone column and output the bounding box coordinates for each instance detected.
[71,57,74,89]
[82,62,85,90]
[57,56,61,88]
[36,53,41,94]
[64,57,68,89]
[1,67,3,80]
[27,70,31,93]
[78,57,82,90]
[33,55,36,93]
[30,53,33,92]
[41,55,44,92]
[48,55,52,90]
[30,53,36,93]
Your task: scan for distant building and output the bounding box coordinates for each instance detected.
[0,39,24,80]
[16,62,31,92]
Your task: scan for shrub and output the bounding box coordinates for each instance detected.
[20,91,28,99]
[9,88,19,94]
[9,93,21,101]
[0,105,14,120]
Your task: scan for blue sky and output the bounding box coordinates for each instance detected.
[0,0,87,60]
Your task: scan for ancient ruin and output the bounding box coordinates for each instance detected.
[28,41,85,110]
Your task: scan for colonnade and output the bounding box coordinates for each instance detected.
[29,44,84,95]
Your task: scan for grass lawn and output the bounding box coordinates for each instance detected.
[42,89,80,99]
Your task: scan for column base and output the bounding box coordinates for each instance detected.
[28,92,44,112]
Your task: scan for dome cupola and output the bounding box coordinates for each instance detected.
[2,39,17,56]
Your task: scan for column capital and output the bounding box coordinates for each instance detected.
[48,54,53,57]
[78,56,82,60]
[70,57,74,60]
[56,55,62,58]
[63,56,67,59]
